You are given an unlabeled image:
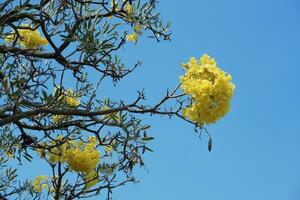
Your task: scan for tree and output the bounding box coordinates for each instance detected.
[0,0,235,199]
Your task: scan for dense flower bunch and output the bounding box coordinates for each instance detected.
[56,88,80,107]
[32,175,48,193]
[47,136,68,163]
[180,54,235,124]
[41,136,100,171]
[64,136,100,173]
[52,88,80,123]
[5,25,48,49]
[37,136,100,188]
[84,170,99,189]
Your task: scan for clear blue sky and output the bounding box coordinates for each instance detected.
[112,0,300,199]
[19,0,300,199]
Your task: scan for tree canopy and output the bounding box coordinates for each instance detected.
[0,0,234,199]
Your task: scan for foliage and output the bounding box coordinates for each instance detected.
[0,0,234,199]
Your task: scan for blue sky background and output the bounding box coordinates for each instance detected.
[111,0,300,199]
[15,0,300,199]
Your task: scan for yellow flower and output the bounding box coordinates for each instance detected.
[53,87,80,107]
[5,150,14,159]
[36,136,101,174]
[84,170,99,189]
[52,114,66,124]
[88,136,97,145]
[124,3,133,14]
[105,145,113,153]
[5,25,48,49]
[64,136,100,173]
[126,32,138,43]
[4,34,15,43]
[180,54,235,124]
[59,88,80,107]
[47,136,70,164]
[134,24,142,33]
[52,88,80,123]
[32,175,48,193]
[36,143,47,159]
[48,147,63,164]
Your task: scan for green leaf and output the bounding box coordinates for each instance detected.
[141,125,151,130]
[208,137,213,152]
[141,137,154,141]
[143,146,154,152]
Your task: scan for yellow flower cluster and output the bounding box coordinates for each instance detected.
[134,24,142,33]
[56,88,80,107]
[64,136,100,173]
[124,3,133,14]
[32,175,48,193]
[5,25,48,49]
[37,136,100,188]
[111,0,133,13]
[52,88,80,123]
[47,136,68,163]
[84,170,99,189]
[52,114,67,124]
[5,150,14,159]
[44,136,100,171]
[126,32,138,43]
[180,54,235,124]
[126,24,142,43]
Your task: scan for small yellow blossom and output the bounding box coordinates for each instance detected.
[4,34,15,43]
[88,136,97,144]
[180,54,235,124]
[105,145,113,153]
[126,32,138,43]
[59,89,80,107]
[32,175,48,193]
[52,88,80,123]
[5,150,14,159]
[46,135,71,164]
[5,25,48,49]
[36,143,47,159]
[84,170,98,189]
[134,24,142,33]
[124,3,133,14]
[54,87,80,107]
[52,114,66,124]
